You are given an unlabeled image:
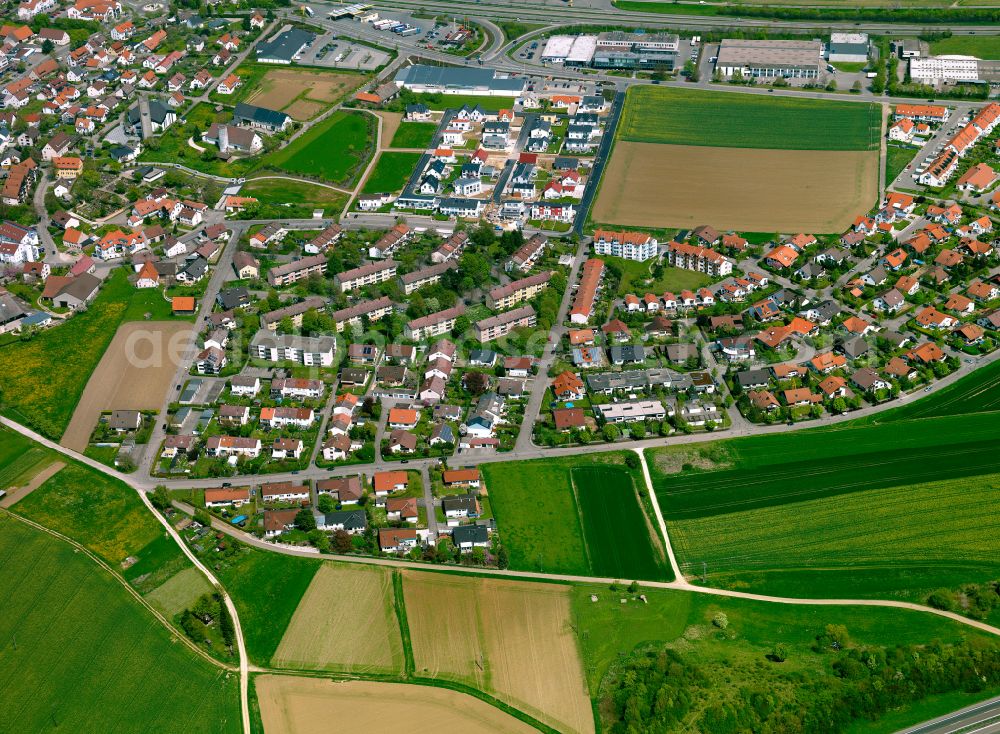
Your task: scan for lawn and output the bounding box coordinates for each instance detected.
[0,268,186,440]
[361,151,422,194]
[13,461,161,564]
[618,86,881,151]
[0,427,53,486]
[572,466,669,580]
[389,122,436,149]
[264,111,373,186]
[483,453,667,579]
[140,103,245,178]
[886,142,919,183]
[405,93,516,112]
[240,177,347,217]
[0,515,241,734]
[572,583,1000,733]
[931,35,1000,59]
[608,255,714,295]
[200,544,320,665]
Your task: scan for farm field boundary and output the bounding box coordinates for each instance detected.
[402,571,595,734]
[254,675,538,734]
[272,563,404,673]
[618,86,881,151]
[592,142,878,233]
[61,321,192,452]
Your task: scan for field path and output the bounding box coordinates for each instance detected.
[0,460,64,508]
[635,449,685,584]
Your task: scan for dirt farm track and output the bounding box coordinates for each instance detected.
[592,142,879,234]
[255,676,538,734]
[60,321,193,452]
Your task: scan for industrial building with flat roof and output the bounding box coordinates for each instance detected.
[715,38,823,79]
[394,64,526,96]
[256,28,315,64]
[828,32,870,63]
[909,55,980,84]
[541,35,598,66]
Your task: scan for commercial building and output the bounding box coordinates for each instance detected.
[827,33,869,64]
[393,64,526,96]
[256,28,315,64]
[909,55,980,84]
[715,38,823,79]
[541,35,598,66]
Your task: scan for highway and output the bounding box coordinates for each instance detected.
[899,696,1000,734]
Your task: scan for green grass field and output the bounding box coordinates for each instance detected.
[0,515,240,734]
[202,545,320,665]
[619,86,881,151]
[0,269,186,440]
[572,582,1000,733]
[0,428,53,487]
[407,93,516,112]
[572,466,669,580]
[484,455,669,579]
[886,142,919,183]
[931,35,1000,59]
[241,177,347,216]
[609,256,713,295]
[855,359,1000,424]
[389,122,436,149]
[264,111,373,186]
[362,151,422,194]
[651,411,1000,517]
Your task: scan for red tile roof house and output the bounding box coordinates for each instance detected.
[386,497,418,523]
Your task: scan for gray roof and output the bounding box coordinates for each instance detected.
[323,510,367,531]
[233,102,290,130]
[256,28,315,62]
[452,524,489,544]
[394,64,526,94]
[735,368,771,389]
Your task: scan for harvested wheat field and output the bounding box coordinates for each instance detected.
[61,321,193,451]
[271,563,403,673]
[255,675,537,734]
[593,142,878,234]
[403,571,593,734]
[246,69,365,121]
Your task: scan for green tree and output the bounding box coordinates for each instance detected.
[218,598,235,650]
[602,424,620,442]
[332,529,353,554]
[496,545,509,569]
[150,485,171,510]
[317,494,337,513]
[294,508,317,531]
[194,508,212,527]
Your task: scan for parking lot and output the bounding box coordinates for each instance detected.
[300,30,391,70]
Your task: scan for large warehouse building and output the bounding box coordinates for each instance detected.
[828,32,869,64]
[715,39,824,79]
[909,55,980,84]
[394,64,527,96]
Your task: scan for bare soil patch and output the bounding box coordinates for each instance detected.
[403,571,594,734]
[256,675,538,734]
[246,69,365,121]
[0,461,64,508]
[271,563,403,673]
[593,142,878,233]
[61,321,193,452]
[374,111,403,150]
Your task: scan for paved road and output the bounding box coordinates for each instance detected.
[899,696,1000,734]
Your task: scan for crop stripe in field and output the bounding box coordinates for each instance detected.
[568,469,595,574]
[392,570,415,677]
[1,510,234,672]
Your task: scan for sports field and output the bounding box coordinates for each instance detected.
[61,321,191,452]
[483,454,669,579]
[0,515,240,734]
[361,151,422,194]
[572,466,667,580]
[592,142,878,232]
[264,111,373,186]
[402,571,594,734]
[595,86,881,233]
[272,563,404,673]
[618,86,881,151]
[255,676,538,734]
